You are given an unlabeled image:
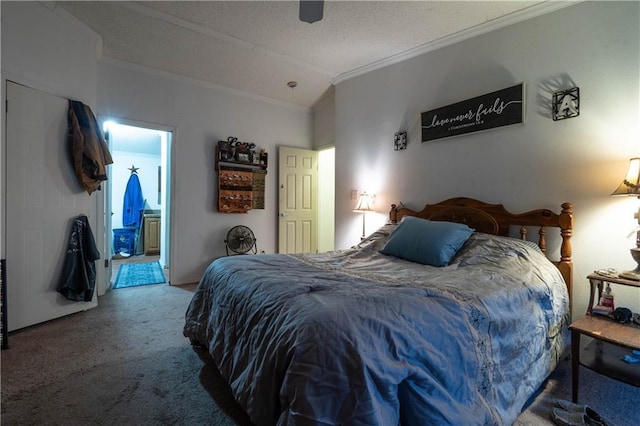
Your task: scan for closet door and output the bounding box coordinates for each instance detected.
[278,146,318,254]
[6,81,98,331]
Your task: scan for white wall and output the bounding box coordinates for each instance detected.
[313,91,336,251]
[317,147,335,252]
[1,2,105,288]
[98,61,313,284]
[312,89,335,150]
[1,2,99,104]
[334,1,640,318]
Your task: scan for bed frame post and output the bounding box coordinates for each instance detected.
[538,227,547,253]
[519,226,527,241]
[558,202,574,310]
[390,204,398,223]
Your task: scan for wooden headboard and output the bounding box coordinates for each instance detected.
[389,197,574,300]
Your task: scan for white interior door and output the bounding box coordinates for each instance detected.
[278,146,318,254]
[6,81,98,331]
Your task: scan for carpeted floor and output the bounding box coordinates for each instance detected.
[1,283,638,425]
[113,261,166,289]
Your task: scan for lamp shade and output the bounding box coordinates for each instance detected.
[353,192,373,212]
[612,157,640,196]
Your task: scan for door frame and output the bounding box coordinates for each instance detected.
[99,116,175,290]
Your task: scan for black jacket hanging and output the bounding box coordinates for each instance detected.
[57,215,100,302]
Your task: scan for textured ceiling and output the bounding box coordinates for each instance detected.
[57,1,565,109]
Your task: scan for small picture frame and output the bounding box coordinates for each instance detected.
[237,152,250,163]
[552,87,580,121]
[394,131,407,151]
[252,152,261,165]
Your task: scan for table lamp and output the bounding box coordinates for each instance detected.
[611,157,640,280]
[353,192,373,240]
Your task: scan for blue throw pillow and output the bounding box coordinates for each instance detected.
[379,216,474,266]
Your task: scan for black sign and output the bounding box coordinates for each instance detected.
[421,83,524,142]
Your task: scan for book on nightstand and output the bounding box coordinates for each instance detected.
[591,304,614,316]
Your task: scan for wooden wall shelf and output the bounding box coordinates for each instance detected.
[215,140,268,213]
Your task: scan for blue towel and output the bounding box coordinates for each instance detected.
[123,173,144,228]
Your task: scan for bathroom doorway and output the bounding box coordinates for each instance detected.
[102,120,172,289]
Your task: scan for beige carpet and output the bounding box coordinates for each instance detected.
[1,282,637,425]
[1,283,250,426]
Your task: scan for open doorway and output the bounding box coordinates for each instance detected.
[102,120,172,289]
[317,146,335,252]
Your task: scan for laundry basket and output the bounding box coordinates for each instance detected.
[113,228,137,255]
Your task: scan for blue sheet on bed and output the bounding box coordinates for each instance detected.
[184,230,570,425]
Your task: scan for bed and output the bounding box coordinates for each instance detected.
[184,197,574,425]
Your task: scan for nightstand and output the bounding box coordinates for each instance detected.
[568,273,640,402]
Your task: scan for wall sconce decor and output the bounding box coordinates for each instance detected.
[353,192,374,240]
[612,157,640,280]
[394,132,407,151]
[552,87,580,121]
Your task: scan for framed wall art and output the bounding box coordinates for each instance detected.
[421,83,525,142]
[552,87,579,121]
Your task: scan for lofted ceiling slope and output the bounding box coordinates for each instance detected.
[56,1,572,109]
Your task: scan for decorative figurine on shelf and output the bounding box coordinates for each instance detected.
[218,137,236,161]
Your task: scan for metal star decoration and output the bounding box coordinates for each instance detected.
[128,164,139,174]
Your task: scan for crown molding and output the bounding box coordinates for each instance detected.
[332,1,581,85]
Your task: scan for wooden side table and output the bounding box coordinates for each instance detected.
[569,273,640,402]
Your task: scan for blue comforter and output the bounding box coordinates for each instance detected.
[184,229,570,425]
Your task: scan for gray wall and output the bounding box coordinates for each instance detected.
[312,89,335,150]
[334,1,640,317]
[97,60,313,284]
[1,2,105,288]
[2,2,313,287]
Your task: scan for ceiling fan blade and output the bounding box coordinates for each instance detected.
[299,0,324,24]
